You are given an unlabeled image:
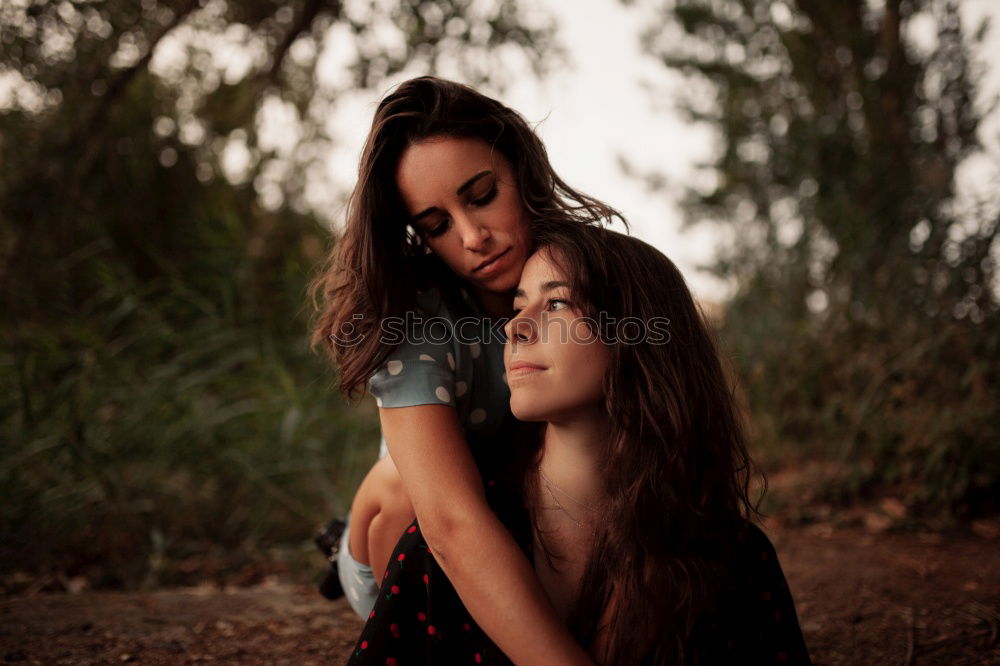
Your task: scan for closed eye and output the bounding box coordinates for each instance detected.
[425,219,449,238]
[470,183,498,207]
[419,183,497,239]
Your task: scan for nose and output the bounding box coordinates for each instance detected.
[455,212,490,251]
[504,311,538,346]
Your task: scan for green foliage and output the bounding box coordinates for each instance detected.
[2,278,382,587]
[642,0,999,522]
[0,0,555,588]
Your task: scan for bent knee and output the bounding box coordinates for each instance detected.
[368,455,414,519]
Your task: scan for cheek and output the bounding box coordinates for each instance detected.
[561,347,608,401]
[510,342,608,420]
[496,190,528,232]
[427,236,463,267]
[562,326,609,395]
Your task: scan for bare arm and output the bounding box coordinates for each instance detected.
[381,403,594,666]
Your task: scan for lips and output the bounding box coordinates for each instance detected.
[473,247,511,273]
[508,360,546,372]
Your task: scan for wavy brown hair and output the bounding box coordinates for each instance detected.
[521,221,765,665]
[309,77,623,397]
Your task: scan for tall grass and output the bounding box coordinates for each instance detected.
[1,266,378,590]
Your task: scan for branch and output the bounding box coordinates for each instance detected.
[67,0,201,202]
[82,0,201,150]
[264,0,340,84]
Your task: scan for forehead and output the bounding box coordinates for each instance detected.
[395,136,502,198]
[517,247,568,292]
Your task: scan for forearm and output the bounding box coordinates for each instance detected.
[424,507,594,666]
[377,404,590,664]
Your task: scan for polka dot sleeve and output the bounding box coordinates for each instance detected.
[367,336,458,410]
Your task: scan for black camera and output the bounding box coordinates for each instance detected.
[314,518,346,600]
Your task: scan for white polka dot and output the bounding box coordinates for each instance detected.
[435,386,451,403]
[419,353,435,362]
[375,396,383,407]
[470,408,487,424]
[470,342,481,359]
[387,360,403,375]
[447,352,455,370]
[455,381,468,397]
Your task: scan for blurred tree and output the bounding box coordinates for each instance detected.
[0,0,557,588]
[1,0,556,319]
[636,0,999,523]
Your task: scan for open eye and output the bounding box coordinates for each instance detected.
[548,298,570,311]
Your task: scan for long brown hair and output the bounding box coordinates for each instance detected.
[308,77,623,397]
[523,221,765,665]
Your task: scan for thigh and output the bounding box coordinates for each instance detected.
[346,519,513,666]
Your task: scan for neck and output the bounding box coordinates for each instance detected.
[537,408,611,510]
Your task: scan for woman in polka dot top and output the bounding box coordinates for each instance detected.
[310,77,624,664]
[346,222,812,664]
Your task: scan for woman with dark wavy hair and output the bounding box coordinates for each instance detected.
[349,222,812,664]
[310,76,621,664]
[504,223,812,664]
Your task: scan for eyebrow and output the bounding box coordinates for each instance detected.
[514,280,571,299]
[410,170,493,224]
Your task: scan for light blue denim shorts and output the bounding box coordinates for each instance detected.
[337,514,380,619]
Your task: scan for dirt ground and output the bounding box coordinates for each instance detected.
[2,521,997,665]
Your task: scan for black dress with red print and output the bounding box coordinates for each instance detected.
[345,437,812,665]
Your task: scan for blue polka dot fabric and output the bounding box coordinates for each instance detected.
[367,287,511,439]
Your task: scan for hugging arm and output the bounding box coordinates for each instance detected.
[380,403,594,666]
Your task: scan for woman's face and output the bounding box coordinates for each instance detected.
[395,136,531,296]
[503,248,610,423]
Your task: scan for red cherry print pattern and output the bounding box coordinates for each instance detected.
[349,508,806,663]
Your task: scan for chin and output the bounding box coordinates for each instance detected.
[483,265,520,290]
[510,395,549,422]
